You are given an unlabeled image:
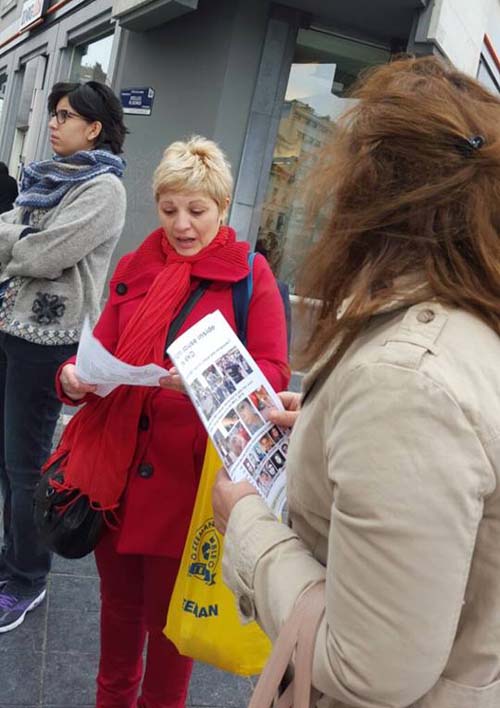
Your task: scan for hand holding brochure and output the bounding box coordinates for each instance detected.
[75,317,170,397]
[167,310,288,517]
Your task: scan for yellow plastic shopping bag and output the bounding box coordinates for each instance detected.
[164,441,271,675]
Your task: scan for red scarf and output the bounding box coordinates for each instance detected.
[45,225,249,510]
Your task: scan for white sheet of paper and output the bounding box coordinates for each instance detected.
[75,318,169,397]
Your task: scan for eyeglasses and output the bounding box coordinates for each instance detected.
[49,109,85,125]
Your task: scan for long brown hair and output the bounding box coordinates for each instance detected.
[296,55,500,370]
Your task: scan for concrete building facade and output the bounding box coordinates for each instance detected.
[0,0,498,282]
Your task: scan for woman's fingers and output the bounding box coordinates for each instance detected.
[277,391,302,411]
[266,408,299,428]
[159,367,186,393]
[212,469,233,534]
[60,364,97,401]
[266,391,301,429]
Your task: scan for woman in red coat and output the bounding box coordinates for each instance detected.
[55,135,289,708]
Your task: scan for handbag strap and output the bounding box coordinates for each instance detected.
[248,606,303,708]
[276,682,294,708]
[248,581,326,708]
[165,279,211,353]
[289,583,326,707]
[232,251,257,345]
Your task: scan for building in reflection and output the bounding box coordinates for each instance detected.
[258,98,336,290]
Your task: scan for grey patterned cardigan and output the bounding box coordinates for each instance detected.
[0,173,126,345]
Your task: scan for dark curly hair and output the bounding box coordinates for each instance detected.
[48,81,128,154]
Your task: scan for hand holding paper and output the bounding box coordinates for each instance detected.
[75,318,170,397]
[60,363,97,401]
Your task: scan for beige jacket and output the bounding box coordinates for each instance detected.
[223,300,500,708]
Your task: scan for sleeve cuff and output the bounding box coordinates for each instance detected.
[223,494,300,622]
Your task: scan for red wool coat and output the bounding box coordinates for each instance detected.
[57,246,289,557]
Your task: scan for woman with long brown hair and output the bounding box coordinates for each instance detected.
[213,55,500,708]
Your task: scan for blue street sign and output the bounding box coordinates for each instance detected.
[120,87,155,116]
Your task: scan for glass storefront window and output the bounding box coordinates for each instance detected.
[70,34,114,84]
[478,56,500,94]
[257,29,390,293]
[0,74,7,130]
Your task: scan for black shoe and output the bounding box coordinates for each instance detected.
[0,582,46,633]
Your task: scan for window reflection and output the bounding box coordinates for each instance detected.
[70,34,114,84]
[477,57,500,94]
[258,29,390,293]
[0,74,6,130]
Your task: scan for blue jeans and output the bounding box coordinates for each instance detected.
[0,332,77,590]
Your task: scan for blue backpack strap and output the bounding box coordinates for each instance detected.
[276,278,292,353]
[232,251,257,346]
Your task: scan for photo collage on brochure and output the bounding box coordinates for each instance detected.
[189,345,289,498]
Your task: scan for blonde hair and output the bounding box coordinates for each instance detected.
[153,135,233,212]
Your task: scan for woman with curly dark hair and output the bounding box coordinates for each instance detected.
[0,81,127,632]
[214,55,500,708]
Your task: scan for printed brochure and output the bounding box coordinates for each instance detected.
[167,310,288,517]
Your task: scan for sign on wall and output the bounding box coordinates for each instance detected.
[19,0,48,32]
[120,88,155,116]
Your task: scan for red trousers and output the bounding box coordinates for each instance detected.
[94,531,193,708]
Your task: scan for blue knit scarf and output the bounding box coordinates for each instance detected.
[16,149,125,210]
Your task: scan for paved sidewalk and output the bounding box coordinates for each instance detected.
[0,551,254,708]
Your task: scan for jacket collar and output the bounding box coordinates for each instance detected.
[336,271,431,319]
[301,273,433,398]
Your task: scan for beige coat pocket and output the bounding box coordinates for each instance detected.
[413,676,500,708]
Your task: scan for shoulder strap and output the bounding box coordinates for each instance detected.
[248,581,326,708]
[232,251,257,345]
[165,280,211,352]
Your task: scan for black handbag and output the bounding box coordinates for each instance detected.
[33,280,213,559]
[33,454,106,559]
